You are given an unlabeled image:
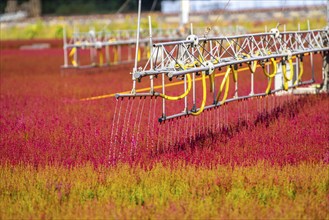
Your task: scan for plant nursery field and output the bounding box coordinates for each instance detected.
[0,41,329,219]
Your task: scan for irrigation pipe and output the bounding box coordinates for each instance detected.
[191,72,207,116]
[216,66,232,105]
[159,74,192,100]
[294,58,304,85]
[80,54,308,101]
[262,57,277,94]
[282,58,294,90]
[69,41,80,67]
[99,49,104,66]
[241,51,260,73]
[262,57,277,78]
[282,58,294,81]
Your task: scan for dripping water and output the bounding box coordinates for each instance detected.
[122,98,135,149]
[120,99,132,149]
[133,97,146,159]
[130,99,141,159]
[151,98,157,151]
[109,100,118,164]
[114,100,123,161]
[146,98,153,150]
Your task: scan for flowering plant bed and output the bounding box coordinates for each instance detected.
[0,45,328,218]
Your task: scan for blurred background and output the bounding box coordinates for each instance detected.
[0,0,326,16]
[0,0,327,40]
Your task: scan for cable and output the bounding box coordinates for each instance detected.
[116,0,130,14]
[150,0,158,12]
[204,0,231,37]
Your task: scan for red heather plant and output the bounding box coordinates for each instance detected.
[0,48,328,167]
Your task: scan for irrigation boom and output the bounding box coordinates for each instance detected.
[116,26,329,122]
[62,26,245,69]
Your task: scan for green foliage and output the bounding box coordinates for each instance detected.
[1,0,161,16]
[54,25,64,39]
[41,0,161,15]
[24,19,43,39]
[0,162,328,219]
[55,2,98,15]
[0,1,6,14]
[0,16,326,40]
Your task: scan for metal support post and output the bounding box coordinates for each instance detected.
[132,0,142,94]
[63,25,68,67]
[321,0,329,92]
[322,52,329,92]
[148,15,154,94]
[161,46,166,119]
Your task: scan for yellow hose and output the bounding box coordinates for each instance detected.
[244,51,259,73]
[294,59,304,85]
[282,58,294,81]
[216,66,231,105]
[220,71,230,105]
[159,73,192,101]
[113,46,118,64]
[209,73,215,92]
[176,61,200,69]
[146,46,150,59]
[262,58,277,78]
[232,66,238,82]
[212,57,220,64]
[69,41,80,67]
[249,60,257,73]
[265,77,273,94]
[283,77,289,91]
[175,57,214,93]
[138,48,141,62]
[99,49,103,66]
[261,57,277,94]
[191,72,207,116]
[282,58,294,91]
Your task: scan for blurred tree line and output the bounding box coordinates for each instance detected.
[1,0,163,15]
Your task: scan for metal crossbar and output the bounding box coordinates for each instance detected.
[133,29,329,78]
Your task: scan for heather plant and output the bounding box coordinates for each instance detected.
[0,162,328,219]
[0,48,328,167]
[0,44,328,219]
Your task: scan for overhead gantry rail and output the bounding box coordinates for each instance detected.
[116,27,329,122]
